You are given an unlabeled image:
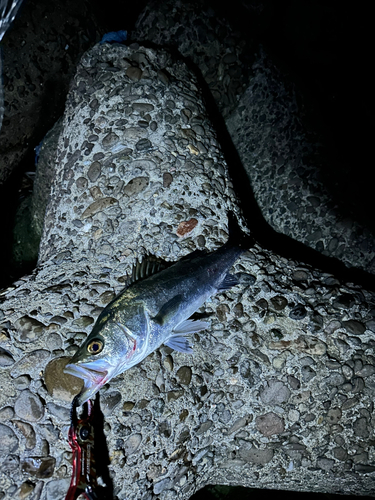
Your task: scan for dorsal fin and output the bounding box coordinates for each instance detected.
[127,255,171,285]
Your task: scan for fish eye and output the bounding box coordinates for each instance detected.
[87,339,104,355]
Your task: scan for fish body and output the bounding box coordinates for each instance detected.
[64,213,254,405]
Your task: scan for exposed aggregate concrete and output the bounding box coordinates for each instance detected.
[132,0,375,274]
[0,40,375,500]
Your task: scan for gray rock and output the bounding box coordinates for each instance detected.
[353,417,369,438]
[44,478,70,500]
[14,390,44,422]
[260,380,291,405]
[255,412,285,437]
[124,434,142,456]
[0,424,19,454]
[10,349,51,379]
[0,347,14,367]
[13,420,36,449]
[239,447,274,465]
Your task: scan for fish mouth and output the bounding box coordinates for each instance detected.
[64,361,113,405]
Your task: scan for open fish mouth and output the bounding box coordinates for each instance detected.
[64,361,112,404]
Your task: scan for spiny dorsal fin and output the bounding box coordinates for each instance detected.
[127,254,171,286]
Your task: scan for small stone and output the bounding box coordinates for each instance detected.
[0,423,19,453]
[126,66,142,81]
[289,305,307,320]
[270,295,288,311]
[293,270,308,281]
[89,98,99,110]
[102,131,119,150]
[0,406,14,420]
[154,478,172,495]
[14,481,35,500]
[324,372,345,386]
[157,69,169,84]
[227,417,248,435]
[317,457,335,471]
[99,290,116,304]
[163,172,173,187]
[196,421,212,435]
[11,349,50,379]
[0,347,14,366]
[124,177,149,196]
[15,316,45,343]
[82,197,118,219]
[255,412,284,437]
[219,409,232,424]
[14,390,44,422]
[333,447,348,461]
[123,127,147,141]
[132,102,154,113]
[44,357,83,402]
[351,377,365,393]
[2,454,19,472]
[176,366,192,385]
[326,408,342,424]
[167,390,184,402]
[124,434,142,455]
[216,303,230,322]
[288,409,300,422]
[87,161,101,182]
[260,380,290,405]
[239,447,274,465]
[101,391,122,416]
[123,401,135,411]
[46,402,70,422]
[13,421,36,449]
[21,456,56,478]
[136,138,152,151]
[287,375,300,390]
[357,364,375,377]
[353,417,369,438]
[176,218,198,237]
[301,365,316,382]
[163,355,174,371]
[72,316,94,327]
[45,479,70,500]
[76,177,88,190]
[222,52,237,64]
[343,320,366,335]
[354,464,375,473]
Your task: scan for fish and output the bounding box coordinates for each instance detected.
[64,212,254,405]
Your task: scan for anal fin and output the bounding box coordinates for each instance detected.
[164,334,193,353]
[218,272,239,291]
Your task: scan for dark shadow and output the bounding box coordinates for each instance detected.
[190,485,375,500]
[91,393,114,500]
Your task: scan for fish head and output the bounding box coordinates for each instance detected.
[64,312,138,405]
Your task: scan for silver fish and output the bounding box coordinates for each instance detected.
[64,213,254,405]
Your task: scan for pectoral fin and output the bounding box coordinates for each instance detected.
[153,294,183,326]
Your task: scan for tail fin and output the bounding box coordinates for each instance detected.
[227,211,255,250]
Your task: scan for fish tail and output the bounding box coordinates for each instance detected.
[227,211,255,250]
